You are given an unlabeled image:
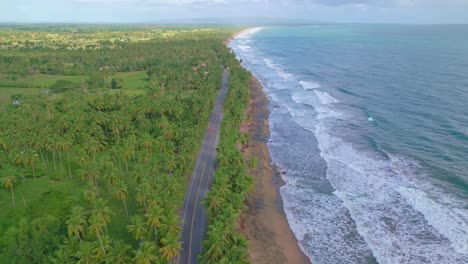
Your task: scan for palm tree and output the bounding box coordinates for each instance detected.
[59,236,81,261]
[160,212,181,237]
[47,137,58,170]
[78,162,100,186]
[49,248,71,264]
[132,166,146,184]
[0,174,18,206]
[88,214,107,257]
[132,242,158,264]
[124,135,138,162]
[26,150,39,179]
[66,206,87,243]
[112,180,129,217]
[203,190,225,217]
[201,221,229,262]
[139,133,155,151]
[119,146,132,173]
[127,215,147,243]
[10,150,26,180]
[75,241,97,264]
[91,199,111,236]
[56,136,73,178]
[159,233,181,261]
[145,206,162,243]
[105,240,131,264]
[92,235,112,262]
[136,185,150,213]
[104,165,119,191]
[0,134,11,154]
[83,184,99,204]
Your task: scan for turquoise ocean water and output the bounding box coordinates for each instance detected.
[229,25,468,263]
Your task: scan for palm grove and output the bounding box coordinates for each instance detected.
[0,25,253,263]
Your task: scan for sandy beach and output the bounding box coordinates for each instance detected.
[239,76,311,264]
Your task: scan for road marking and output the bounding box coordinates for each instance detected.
[179,135,208,264]
[187,163,206,264]
[178,70,228,264]
[200,125,220,249]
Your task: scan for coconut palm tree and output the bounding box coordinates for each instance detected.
[10,150,27,180]
[159,233,181,261]
[90,199,111,236]
[145,206,162,243]
[0,174,18,206]
[201,221,229,262]
[119,146,132,173]
[49,248,71,264]
[25,150,39,179]
[112,180,129,217]
[66,205,87,243]
[78,162,100,186]
[83,184,99,204]
[132,242,158,264]
[88,214,107,257]
[56,136,74,178]
[127,215,147,243]
[105,240,131,264]
[92,235,112,262]
[160,212,181,237]
[46,137,58,170]
[75,241,97,264]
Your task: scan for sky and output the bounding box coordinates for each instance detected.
[1,0,468,24]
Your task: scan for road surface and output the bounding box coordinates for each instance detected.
[177,69,229,264]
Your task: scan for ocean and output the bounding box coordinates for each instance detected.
[229,25,468,264]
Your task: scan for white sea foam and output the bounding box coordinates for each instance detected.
[288,88,468,263]
[300,80,321,90]
[263,58,276,69]
[314,90,339,105]
[263,58,294,80]
[237,45,253,54]
[368,116,374,122]
[315,124,468,263]
[277,70,293,79]
[236,27,265,39]
[389,155,468,255]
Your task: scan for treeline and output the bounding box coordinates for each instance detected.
[0,27,233,77]
[200,52,254,263]
[0,27,233,263]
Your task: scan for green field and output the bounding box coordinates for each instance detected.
[0,74,86,88]
[0,87,46,106]
[0,71,149,108]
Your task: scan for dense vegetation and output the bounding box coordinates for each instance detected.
[0,25,230,107]
[0,25,244,263]
[200,52,254,263]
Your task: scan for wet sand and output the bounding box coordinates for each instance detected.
[239,77,311,264]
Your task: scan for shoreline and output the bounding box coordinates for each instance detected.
[239,76,311,264]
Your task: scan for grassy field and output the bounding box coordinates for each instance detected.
[0,152,138,247]
[0,87,46,106]
[0,74,87,88]
[0,71,149,108]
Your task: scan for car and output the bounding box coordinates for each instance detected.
[207,128,212,133]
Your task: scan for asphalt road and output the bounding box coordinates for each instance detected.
[177,70,229,264]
